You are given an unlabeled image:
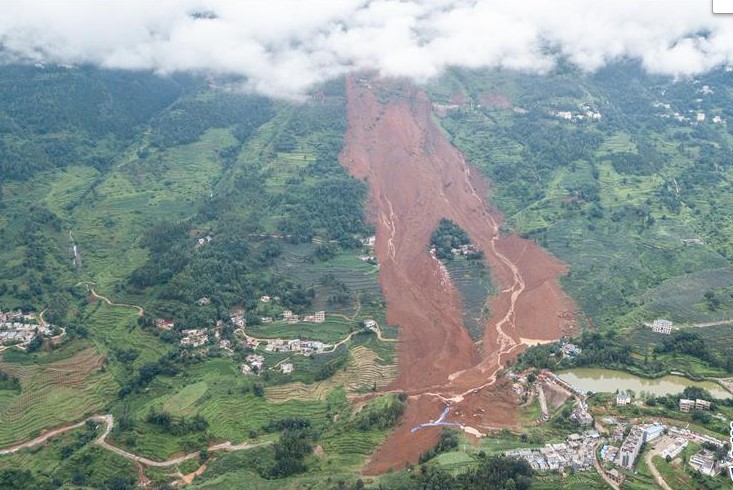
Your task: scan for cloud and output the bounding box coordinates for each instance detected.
[0,0,731,97]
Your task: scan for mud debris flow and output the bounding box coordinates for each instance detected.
[339,78,577,473]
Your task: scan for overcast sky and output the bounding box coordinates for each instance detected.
[1,0,731,97]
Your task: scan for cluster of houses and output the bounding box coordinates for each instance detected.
[507,430,600,472]
[652,101,726,125]
[359,235,377,263]
[195,235,213,247]
[282,309,325,324]
[622,425,662,469]
[450,243,481,258]
[247,302,326,328]
[600,419,730,477]
[241,356,295,376]
[561,342,582,358]
[679,397,711,412]
[242,354,265,375]
[180,329,208,347]
[252,297,327,325]
[0,309,64,349]
[550,105,602,122]
[230,313,246,328]
[263,338,330,356]
[218,338,233,353]
[646,319,673,335]
[602,423,664,470]
[570,404,593,426]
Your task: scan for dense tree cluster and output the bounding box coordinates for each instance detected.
[0,371,20,392]
[150,92,272,147]
[354,394,407,431]
[654,330,727,370]
[418,429,460,463]
[118,353,180,397]
[379,455,533,490]
[0,66,187,183]
[268,427,318,478]
[145,408,209,436]
[520,325,733,377]
[430,218,482,260]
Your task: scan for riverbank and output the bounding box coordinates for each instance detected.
[556,368,731,399]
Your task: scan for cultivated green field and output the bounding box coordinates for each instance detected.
[0,344,116,448]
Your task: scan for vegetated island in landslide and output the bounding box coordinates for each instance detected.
[339,77,578,473]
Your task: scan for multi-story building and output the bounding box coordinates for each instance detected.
[679,398,695,413]
[616,391,631,406]
[617,427,644,469]
[650,319,673,334]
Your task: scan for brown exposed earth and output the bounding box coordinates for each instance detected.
[339,77,577,474]
[480,92,512,109]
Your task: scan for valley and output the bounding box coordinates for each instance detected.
[1,62,733,489]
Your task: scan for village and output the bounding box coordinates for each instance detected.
[0,308,65,350]
[159,294,383,378]
[506,430,600,473]
[505,364,733,486]
[550,104,602,122]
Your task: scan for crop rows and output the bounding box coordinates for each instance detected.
[445,258,493,341]
[636,272,733,324]
[265,346,396,403]
[0,349,116,448]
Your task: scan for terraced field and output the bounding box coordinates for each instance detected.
[0,427,137,487]
[693,323,733,361]
[636,266,733,324]
[68,128,233,291]
[629,322,733,371]
[273,244,382,312]
[245,316,356,344]
[0,347,116,448]
[444,258,494,341]
[320,429,389,468]
[84,301,171,368]
[265,346,396,403]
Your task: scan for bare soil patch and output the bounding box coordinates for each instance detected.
[480,93,512,109]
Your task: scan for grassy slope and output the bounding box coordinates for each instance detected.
[0,72,397,487]
[426,67,733,329]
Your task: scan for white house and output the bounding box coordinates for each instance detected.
[616,391,631,406]
[650,319,672,334]
[642,423,665,442]
[281,363,294,374]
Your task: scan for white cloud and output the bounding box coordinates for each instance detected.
[0,0,731,97]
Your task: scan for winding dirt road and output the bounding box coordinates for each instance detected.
[0,414,270,467]
[339,78,577,472]
[593,441,620,490]
[644,448,673,490]
[89,289,144,317]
